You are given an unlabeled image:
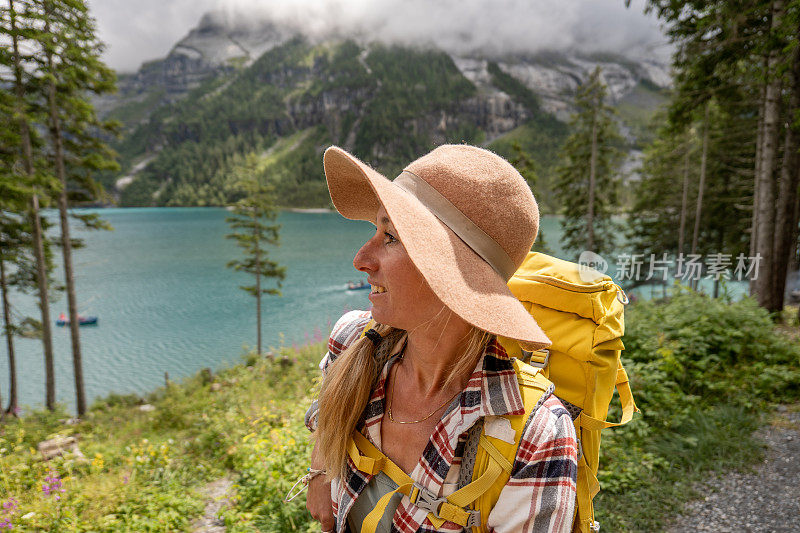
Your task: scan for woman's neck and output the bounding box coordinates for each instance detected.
[401,313,475,397]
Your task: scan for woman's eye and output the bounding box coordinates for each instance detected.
[383,232,398,244]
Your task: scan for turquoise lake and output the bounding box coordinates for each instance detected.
[2,208,746,413]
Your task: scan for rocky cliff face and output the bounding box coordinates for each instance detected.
[96,12,296,119]
[102,9,669,128]
[101,10,670,207]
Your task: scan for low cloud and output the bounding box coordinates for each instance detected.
[89,0,668,72]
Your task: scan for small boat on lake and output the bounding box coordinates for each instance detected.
[346,280,370,291]
[56,313,98,326]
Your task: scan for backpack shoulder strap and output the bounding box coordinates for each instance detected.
[466,359,552,531]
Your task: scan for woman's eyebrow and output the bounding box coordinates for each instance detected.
[380,216,391,226]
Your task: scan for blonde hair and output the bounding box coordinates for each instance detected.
[315,321,492,480]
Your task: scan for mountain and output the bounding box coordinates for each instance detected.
[97,11,670,210]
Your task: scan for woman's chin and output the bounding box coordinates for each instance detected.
[368,307,400,329]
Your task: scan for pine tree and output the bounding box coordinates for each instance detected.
[37,0,118,416]
[644,0,800,313]
[628,99,755,294]
[3,0,60,409]
[226,155,286,356]
[0,120,33,417]
[554,68,623,260]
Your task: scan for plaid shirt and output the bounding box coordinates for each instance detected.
[306,310,577,533]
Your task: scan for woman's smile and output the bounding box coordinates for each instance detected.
[367,284,387,303]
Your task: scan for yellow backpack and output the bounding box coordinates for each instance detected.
[496,251,638,533]
[348,252,638,532]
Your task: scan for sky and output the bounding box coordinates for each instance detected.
[87,0,670,74]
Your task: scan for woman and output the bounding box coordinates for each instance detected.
[304,145,578,532]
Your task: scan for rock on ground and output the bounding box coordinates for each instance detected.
[667,406,800,533]
[191,475,234,533]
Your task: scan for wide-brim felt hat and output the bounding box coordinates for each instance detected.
[323,144,551,351]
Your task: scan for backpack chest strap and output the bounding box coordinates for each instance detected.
[347,431,482,531]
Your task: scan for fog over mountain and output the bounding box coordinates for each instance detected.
[90,0,669,73]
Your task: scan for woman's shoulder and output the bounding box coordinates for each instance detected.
[328,310,372,356]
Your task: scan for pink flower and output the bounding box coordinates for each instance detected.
[42,472,65,499]
[1,498,17,513]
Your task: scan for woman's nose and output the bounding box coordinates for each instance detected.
[353,238,378,273]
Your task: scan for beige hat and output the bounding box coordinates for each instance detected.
[323,144,551,351]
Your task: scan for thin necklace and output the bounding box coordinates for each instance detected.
[386,356,461,425]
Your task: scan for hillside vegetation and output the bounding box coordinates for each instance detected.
[112,39,498,208]
[0,291,797,531]
[105,37,662,210]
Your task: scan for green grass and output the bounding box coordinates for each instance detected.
[0,341,325,531]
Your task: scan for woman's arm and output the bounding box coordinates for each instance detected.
[486,394,578,533]
[304,310,373,529]
[306,440,335,531]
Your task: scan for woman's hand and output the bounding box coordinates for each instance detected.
[306,473,334,531]
[307,441,335,532]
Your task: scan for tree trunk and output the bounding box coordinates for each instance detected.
[587,105,598,253]
[43,5,86,416]
[678,134,691,256]
[754,0,786,311]
[791,194,800,273]
[0,255,18,417]
[771,21,800,315]
[691,104,711,290]
[10,0,56,410]
[691,104,711,256]
[31,197,56,410]
[751,59,768,295]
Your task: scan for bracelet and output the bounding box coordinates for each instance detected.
[306,467,326,482]
[284,467,328,502]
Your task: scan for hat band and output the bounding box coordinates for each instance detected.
[393,171,517,281]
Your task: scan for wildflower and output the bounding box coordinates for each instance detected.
[2,497,18,513]
[91,453,104,471]
[122,474,129,484]
[42,472,65,500]
[0,517,11,529]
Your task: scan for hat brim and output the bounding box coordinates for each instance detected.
[323,146,551,351]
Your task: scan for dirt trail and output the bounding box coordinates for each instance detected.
[667,405,800,533]
[191,475,234,533]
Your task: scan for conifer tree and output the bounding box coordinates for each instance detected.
[554,68,623,260]
[628,100,755,294]
[0,106,32,417]
[643,0,800,312]
[226,156,286,356]
[38,0,118,416]
[3,0,59,409]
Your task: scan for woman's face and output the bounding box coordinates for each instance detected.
[353,206,445,331]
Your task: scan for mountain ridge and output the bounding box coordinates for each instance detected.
[96,11,669,209]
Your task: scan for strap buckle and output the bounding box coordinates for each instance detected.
[526,349,550,369]
[410,484,447,518]
[465,510,481,528]
[410,483,480,527]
